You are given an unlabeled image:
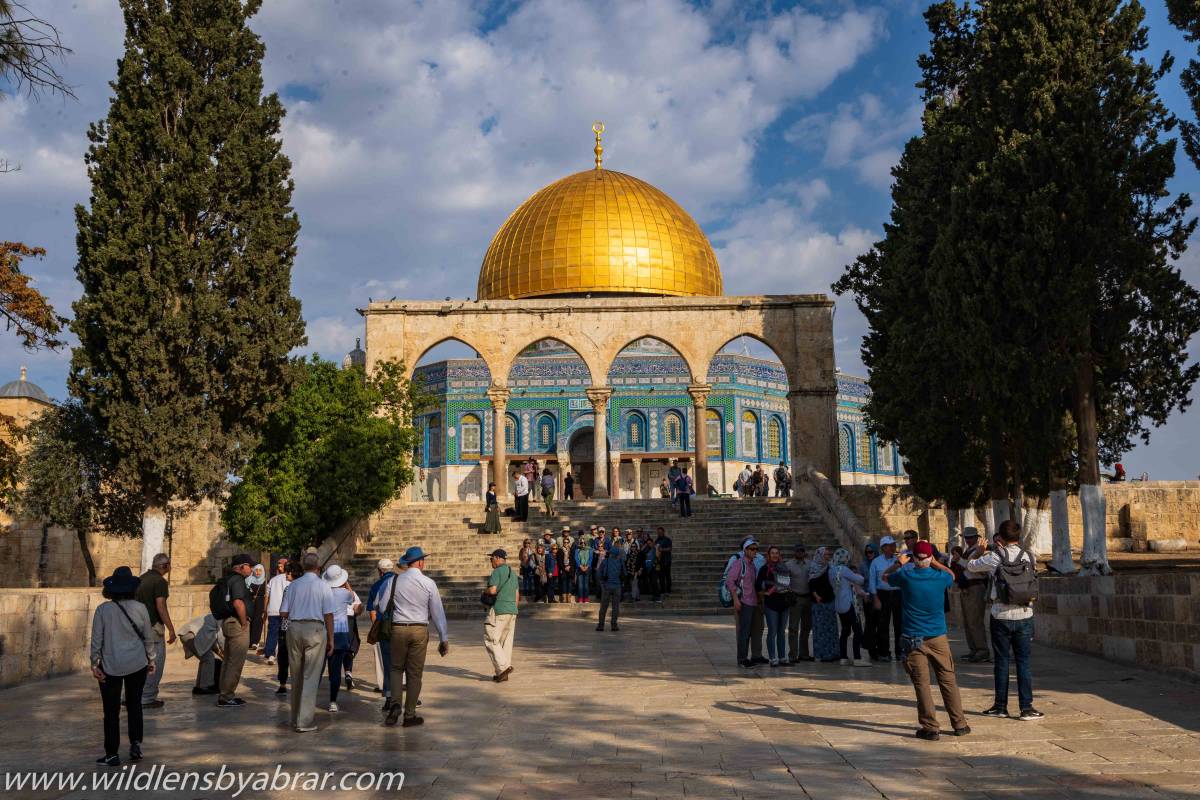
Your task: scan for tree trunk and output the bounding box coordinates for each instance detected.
[78,528,98,587]
[1022,495,1050,555]
[982,504,996,539]
[961,507,977,537]
[1049,484,1076,574]
[37,522,50,588]
[1073,359,1110,575]
[141,504,168,574]
[946,507,963,550]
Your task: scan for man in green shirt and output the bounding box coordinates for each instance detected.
[483,548,519,682]
[135,553,175,708]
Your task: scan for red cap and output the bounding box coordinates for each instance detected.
[913,541,934,558]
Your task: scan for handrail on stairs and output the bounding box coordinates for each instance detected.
[797,464,868,556]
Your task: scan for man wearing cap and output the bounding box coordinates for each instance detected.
[483,549,519,681]
[217,554,255,707]
[385,546,450,727]
[782,544,813,663]
[867,536,903,661]
[280,552,338,732]
[725,537,762,667]
[367,558,398,710]
[951,528,990,662]
[882,541,969,741]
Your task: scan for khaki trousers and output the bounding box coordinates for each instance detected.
[960,583,990,657]
[902,634,968,733]
[219,618,249,701]
[483,610,516,675]
[286,620,327,728]
[142,623,167,703]
[389,624,430,719]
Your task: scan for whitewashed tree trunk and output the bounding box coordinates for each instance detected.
[1021,497,1050,556]
[1050,489,1076,573]
[140,506,167,573]
[961,507,977,537]
[982,505,996,539]
[1079,483,1111,575]
[1013,490,1024,528]
[946,507,963,550]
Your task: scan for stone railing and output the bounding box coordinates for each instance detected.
[797,464,869,556]
[0,585,213,688]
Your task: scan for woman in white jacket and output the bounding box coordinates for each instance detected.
[90,566,157,766]
[829,549,872,667]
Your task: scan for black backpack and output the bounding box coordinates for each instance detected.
[209,578,233,620]
[995,546,1038,606]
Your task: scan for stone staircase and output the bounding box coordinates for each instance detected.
[344,497,840,617]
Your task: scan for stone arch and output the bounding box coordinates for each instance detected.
[407,335,498,385]
[623,409,648,450]
[498,335,599,387]
[599,333,701,384]
[702,332,798,388]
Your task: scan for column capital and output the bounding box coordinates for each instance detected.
[687,383,712,407]
[585,386,613,407]
[631,456,642,464]
[486,385,511,408]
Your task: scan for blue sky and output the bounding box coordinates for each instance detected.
[1,0,1197,478]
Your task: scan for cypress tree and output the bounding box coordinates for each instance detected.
[71,0,305,570]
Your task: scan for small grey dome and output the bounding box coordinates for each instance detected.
[0,367,51,403]
[342,338,366,370]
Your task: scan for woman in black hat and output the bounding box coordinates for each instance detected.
[91,566,157,766]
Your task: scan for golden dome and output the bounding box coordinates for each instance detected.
[477,166,723,300]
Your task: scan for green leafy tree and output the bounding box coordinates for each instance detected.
[222,358,420,555]
[1167,0,1200,169]
[14,401,143,586]
[70,0,305,570]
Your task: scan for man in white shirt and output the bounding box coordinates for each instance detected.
[262,557,289,665]
[964,520,1044,721]
[513,470,530,521]
[279,553,337,732]
[867,535,902,661]
[385,546,450,728]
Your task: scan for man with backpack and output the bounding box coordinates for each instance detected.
[210,554,255,708]
[964,519,1044,721]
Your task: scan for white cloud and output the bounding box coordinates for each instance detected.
[788,93,920,189]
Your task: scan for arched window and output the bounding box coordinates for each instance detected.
[427,414,443,466]
[625,412,646,450]
[504,414,518,453]
[706,409,722,456]
[765,416,782,461]
[664,411,683,449]
[741,410,758,458]
[858,429,875,473]
[460,413,481,456]
[536,414,556,452]
[839,424,853,471]
[877,440,894,472]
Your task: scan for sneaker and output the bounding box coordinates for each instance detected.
[494,667,512,683]
[141,700,164,709]
[915,728,940,741]
[129,742,143,761]
[275,684,287,694]
[839,658,851,666]
[769,659,780,667]
[738,659,753,668]
[981,706,1009,718]
[344,673,355,690]
[853,658,873,667]
[96,754,120,767]
[1018,708,1045,721]
[401,716,425,728]
[328,702,339,713]
[611,624,619,632]
[952,726,972,736]
[595,624,605,632]
[294,725,317,733]
[265,656,276,665]
[217,697,246,708]
[385,705,403,726]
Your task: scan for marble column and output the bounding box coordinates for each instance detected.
[487,386,511,501]
[688,383,712,495]
[609,452,622,498]
[631,457,643,499]
[556,450,570,499]
[586,387,612,498]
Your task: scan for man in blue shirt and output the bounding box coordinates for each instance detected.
[596,544,625,632]
[884,541,969,741]
[366,558,398,712]
[867,535,902,661]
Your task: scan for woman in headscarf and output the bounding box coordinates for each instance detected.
[483,482,502,534]
[829,548,872,666]
[754,546,791,667]
[247,564,267,649]
[807,547,840,662]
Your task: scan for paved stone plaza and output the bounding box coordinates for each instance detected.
[3,615,1200,799]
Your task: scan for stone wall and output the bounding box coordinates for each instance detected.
[842,482,1200,550]
[0,585,213,688]
[0,501,242,588]
[1036,572,1200,681]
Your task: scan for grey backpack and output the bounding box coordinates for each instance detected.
[995,546,1037,606]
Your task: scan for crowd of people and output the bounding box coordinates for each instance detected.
[724,519,1044,740]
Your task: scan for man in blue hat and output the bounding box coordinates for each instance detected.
[385,546,450,727]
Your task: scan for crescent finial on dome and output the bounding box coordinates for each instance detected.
[592,121,605,170]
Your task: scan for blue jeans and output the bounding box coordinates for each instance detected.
[576,572,591,601]
[764,606,789,662]
[379,637,392,697]
[326,631,352,704]
[264,616,282,658]
[991,617,1034,711]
